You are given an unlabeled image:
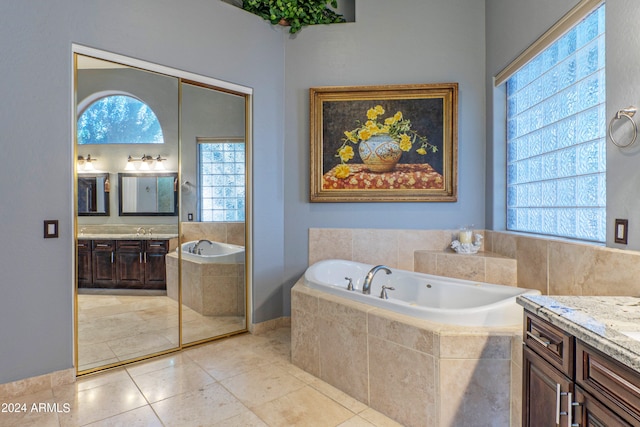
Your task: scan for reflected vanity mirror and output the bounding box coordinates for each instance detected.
[118,172,178,216]
[78,173,110,216]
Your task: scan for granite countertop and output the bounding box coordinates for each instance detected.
[517,295,640,372]
[78,233,178,240]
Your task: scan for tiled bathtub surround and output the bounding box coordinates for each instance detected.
[291,282,521,427]
[414,250,517,286]
[309,228,640,297]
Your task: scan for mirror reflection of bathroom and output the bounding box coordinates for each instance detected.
[175,81,247,344]
[75,54,181,373]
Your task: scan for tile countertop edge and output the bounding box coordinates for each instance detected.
[78,234,179,240]
[517,295,640,373]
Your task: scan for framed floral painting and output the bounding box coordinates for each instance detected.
[310,83,458,202]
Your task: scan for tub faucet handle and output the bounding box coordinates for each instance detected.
[344,277,354,291]
[380,285,395,299]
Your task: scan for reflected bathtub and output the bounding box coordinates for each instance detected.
[178,241,245,263]
[303,259,540,327]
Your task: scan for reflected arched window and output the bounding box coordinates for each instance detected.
[77,94,164,144]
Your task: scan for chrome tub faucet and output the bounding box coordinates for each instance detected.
[362,265,392,295]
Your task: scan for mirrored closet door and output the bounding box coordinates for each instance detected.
[179,82,248,344]
[74,51,250,375]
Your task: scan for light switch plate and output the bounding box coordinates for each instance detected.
[44,220,59,238]
[614,218,628,244]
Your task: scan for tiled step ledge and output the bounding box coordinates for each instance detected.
[414,250,517,286]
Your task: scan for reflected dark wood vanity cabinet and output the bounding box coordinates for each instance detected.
[523,310,638,427]
[144,240,169,288]
[92,240,117,287]
[79,239,169,290]
[77,241,92,286]
[116,240,145,287]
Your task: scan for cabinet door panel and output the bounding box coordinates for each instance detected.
[116,251,144,287]
[575,385,631,427]
[523,346,573,427]
[77,241,92,287]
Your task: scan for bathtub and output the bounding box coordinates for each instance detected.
[303,259,540,327]
[178,240,245,263]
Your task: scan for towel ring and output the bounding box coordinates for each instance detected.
[608,106,637,148]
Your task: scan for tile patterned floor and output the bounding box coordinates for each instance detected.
[0,328,403,427]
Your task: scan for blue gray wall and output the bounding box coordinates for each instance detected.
[0,0,284,384]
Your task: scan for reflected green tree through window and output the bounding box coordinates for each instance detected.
[78,95,164,144]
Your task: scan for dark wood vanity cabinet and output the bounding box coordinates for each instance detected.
[523,310,640,427]
[79,239,168,290]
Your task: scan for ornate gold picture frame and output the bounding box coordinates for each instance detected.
[310,83,458,202]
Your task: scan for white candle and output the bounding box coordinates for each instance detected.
[459,229,473,244]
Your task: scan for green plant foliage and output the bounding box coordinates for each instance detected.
[242,0,345,34]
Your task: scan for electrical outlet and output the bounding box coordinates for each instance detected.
[188,213,193,221]
[615,219,628,244]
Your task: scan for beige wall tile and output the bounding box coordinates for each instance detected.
[490,231,518,259]
[397,230,453,270]
[439,359,511,426]
[414,251,438,275]
[352,229,399,267]
[367,310,436,355]
[317,294,371,327]
[511,360,523,427]
[291,285,319,314]
[308,228,353,265]
[485,256,517,286]
[436,253,485,281]
[516,236,548,294]
[318,317,369,404]
[439,334,511,359]
[226,222,246,246]
[549,242,640,296]
[291,308,320,377]
[369,336,436,427]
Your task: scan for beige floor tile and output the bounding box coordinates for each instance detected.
[252,386,354,427]
[131,360,216,403]
[307,376,368,414]
[220,365,306,408]
[57,376,148,427]
[212,409,269,426]
[82,405,163,427]
[337,416,377,427]
[151,382,246,427]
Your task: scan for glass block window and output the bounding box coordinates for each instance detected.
[198,140,245,222]
[78,95,164,144]
[506,4,605,242]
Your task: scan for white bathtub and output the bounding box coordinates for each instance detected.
[303,259,540,327]
[178,240,245,263]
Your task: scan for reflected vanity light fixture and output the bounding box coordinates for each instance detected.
[77,154,97,172]
[125,154,167,171]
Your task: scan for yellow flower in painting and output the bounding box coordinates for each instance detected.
[335,164,350,179]
[358,128,372,141]
[399,134,412,151]
[338,105,435,165]
[344,131,357,143]
[338,145,354,162]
